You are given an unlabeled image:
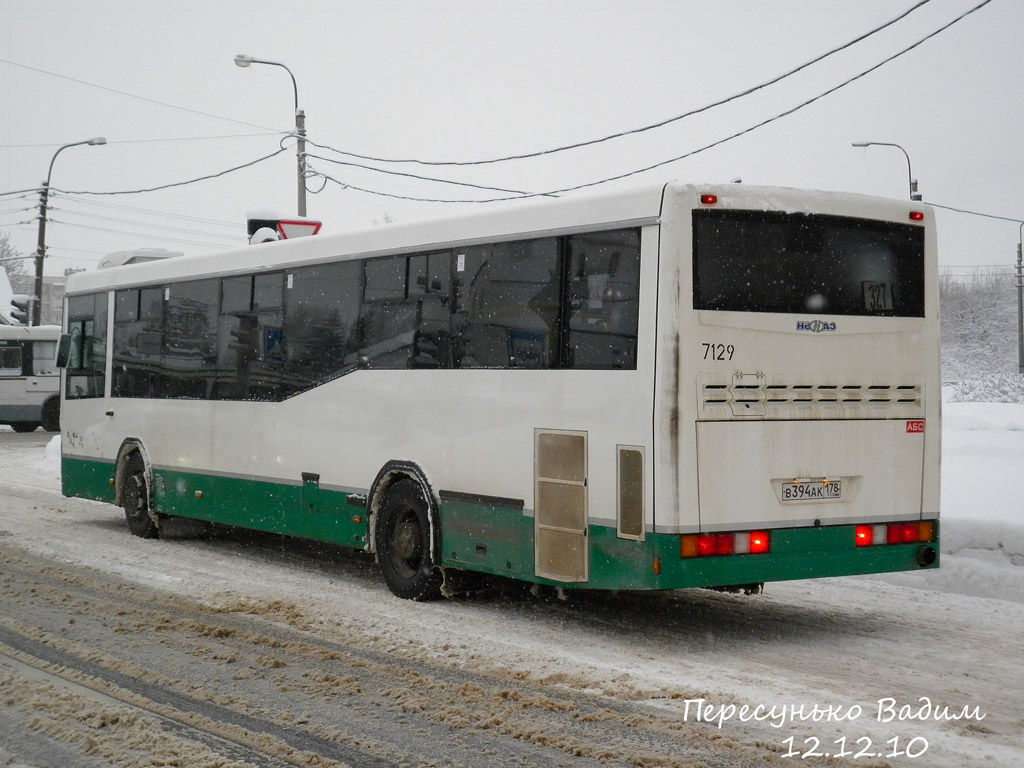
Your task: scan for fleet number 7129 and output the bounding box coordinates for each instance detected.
[702,343,735,361]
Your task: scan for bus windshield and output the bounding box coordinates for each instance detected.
[692,209,925,317]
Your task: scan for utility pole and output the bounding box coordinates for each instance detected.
[33,137,106,325]
[1017,225,1023,375]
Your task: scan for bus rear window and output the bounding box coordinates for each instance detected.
[693,209,925,317]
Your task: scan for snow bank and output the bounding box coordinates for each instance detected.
[944,374,1024,404]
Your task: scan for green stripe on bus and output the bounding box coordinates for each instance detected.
[62,456,116,503]
[60,457,937,591]
[152,468,368,546]
[651,523,940,590]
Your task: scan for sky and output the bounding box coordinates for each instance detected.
[1,0,1023,279]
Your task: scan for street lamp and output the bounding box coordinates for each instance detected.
[851,141,922,201]
[234,54,307,217]
[33,137,106,326]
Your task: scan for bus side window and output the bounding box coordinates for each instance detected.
[282,261,362,392]
[31,341,57,375]
[65,292,107,399]
[564,229,641,370]
[452,239,559,369]
[1,343,21,375]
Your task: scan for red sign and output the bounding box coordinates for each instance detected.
[276,220,322,239]
[906,420,925,434]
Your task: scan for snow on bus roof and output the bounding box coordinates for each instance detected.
[64,181,926,295]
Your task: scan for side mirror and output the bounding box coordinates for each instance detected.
[56,333,72,368]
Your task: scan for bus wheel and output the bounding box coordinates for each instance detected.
[123,453,158,539]
[10,422,38,433]
[376,479,442,601]
[41,397,60,432]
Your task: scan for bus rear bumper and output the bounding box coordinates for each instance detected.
[649,521,940,592]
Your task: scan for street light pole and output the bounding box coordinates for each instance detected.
[851,141,922,201]
[234,54,307,217]
[33,137,106,326]
[1017,223,1023,375]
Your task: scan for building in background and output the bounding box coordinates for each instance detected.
[10,274,66,326]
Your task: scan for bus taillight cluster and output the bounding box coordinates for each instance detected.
[855,521,935,547]
[681,531,770,558]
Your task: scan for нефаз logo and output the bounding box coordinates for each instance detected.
[796,320,837,333]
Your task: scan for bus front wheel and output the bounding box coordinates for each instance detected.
[41,397,60,432]
[123,453,158,539]
[376,479,442,601]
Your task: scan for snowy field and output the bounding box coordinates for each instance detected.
[1,398,1023,767]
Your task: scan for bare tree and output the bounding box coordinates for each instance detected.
[0,231,30,277]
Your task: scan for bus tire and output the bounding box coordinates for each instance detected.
[41,397,60,432]
[376,478,442,601]
[10,422,38,433]
[123,452,158,539]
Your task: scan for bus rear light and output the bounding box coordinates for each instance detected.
[700,194,718,205]
[856,522,934,546]
[680,535,699,558]
[748,531,770,554]
[909,211,925,221]
[681,530,771,557]
[887,523,918,544]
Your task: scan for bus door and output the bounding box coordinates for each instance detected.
[534,429,589,583]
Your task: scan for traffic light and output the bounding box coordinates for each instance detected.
[228,316,260,361]
[9,294,32,325]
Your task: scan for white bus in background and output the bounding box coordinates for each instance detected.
[97,248,182,270]
[1,324,61,432]
[57,181,940,600]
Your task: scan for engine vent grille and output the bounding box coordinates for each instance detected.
[699,375,923,418]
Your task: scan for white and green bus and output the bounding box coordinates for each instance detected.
[1,324,61,433]
[58,181,940,599]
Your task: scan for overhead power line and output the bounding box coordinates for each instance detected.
[48,218,239,249]
[0,132,283,150]
[0,57,279,132]
[314,170,508,205]
[49,205,241,241]
[0,188,40,200]
[312,0,991,205]
[314,0,935,168]
[929,203,1023,225]
[55,147,290,196]
[304,153,546,197]
[59,196,238,228]
[533,0,994,199]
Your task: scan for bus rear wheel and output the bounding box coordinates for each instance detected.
[123,453,158,539]
[10,422,38,433]
[376,479,442,601]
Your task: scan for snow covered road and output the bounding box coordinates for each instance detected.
[1,403,1022,767]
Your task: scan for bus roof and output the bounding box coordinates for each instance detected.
[63,181,929,295]
[65,182,668,295]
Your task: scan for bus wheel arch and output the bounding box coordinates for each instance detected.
[368,461,443,601]
[116,440,159,539]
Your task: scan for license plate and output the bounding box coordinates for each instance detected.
[781,480,842,501]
